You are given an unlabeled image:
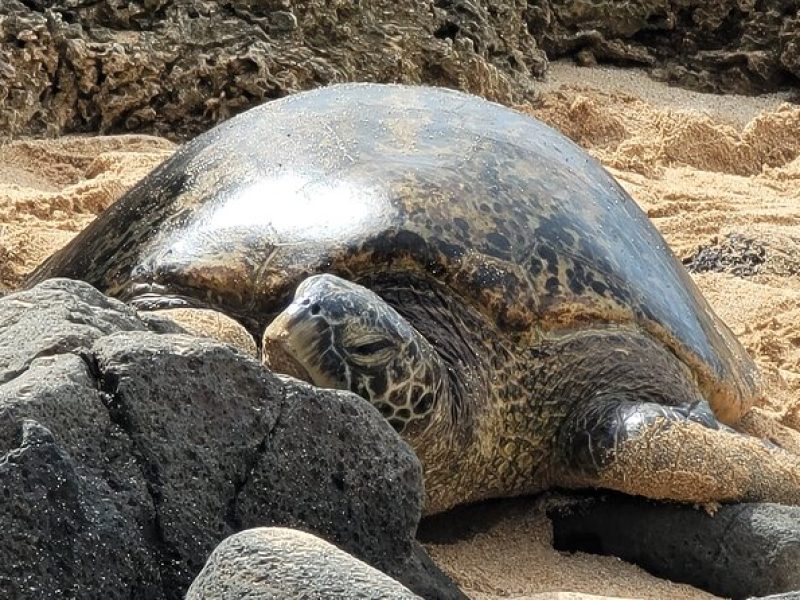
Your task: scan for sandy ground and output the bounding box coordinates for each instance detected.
[2,61,800,598]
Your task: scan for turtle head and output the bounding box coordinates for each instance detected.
[263,274,448,434]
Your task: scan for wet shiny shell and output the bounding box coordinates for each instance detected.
[28,83,760,421]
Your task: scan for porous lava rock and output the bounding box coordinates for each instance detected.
[0,278,463,599]
[186,527,422,599]
[549,493,800,599]
[534,0,800,94]
[2,0,799,142]
[0,0,544,140]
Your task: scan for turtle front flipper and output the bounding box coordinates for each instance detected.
[547,330,800,505]
[554,398,800,504]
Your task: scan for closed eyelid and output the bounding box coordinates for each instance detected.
[349,338,396,355]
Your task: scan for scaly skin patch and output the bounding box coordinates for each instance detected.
[263,275,452,434]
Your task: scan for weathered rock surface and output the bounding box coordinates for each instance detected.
[235,375,460,599]
[2,1,798,142]
[0,413,161,598]
[186,527,422,599]
[0,278,462,599]
[549,493,800,599]
[0,0,544,140]
[0,282,166,599]
[0,277,147,384]
[536,0,800,94]
[683,232,800,279]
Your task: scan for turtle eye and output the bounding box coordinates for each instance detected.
[346,336,397,366]
[350,338,395,355]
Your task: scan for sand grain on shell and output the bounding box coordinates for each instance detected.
[2,66,800,599]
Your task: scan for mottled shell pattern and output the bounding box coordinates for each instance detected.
[28,83,759,423]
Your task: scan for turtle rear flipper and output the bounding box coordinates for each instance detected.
[554,392,800,505]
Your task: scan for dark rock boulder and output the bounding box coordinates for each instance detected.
[0,277,146,384]
[186,527,422,599]
[92,330,461,598]
[549,492,800,599]
[0,279,463,599]
[235,375,461,599]
[0,414,162,599]
[89,329,281,594]
[0,282,164,599]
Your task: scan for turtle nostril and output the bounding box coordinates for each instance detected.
[310,303,321,315]
[301,298,310,306]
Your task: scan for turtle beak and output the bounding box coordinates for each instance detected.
[262,312,312,382]
[262,303,334,388]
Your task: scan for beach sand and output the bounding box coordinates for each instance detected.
[2,61,799,598]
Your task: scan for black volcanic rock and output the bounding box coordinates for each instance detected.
[550,493,800,599]
[0,279,462,599]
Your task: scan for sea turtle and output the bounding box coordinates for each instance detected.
[28,83,800,514]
